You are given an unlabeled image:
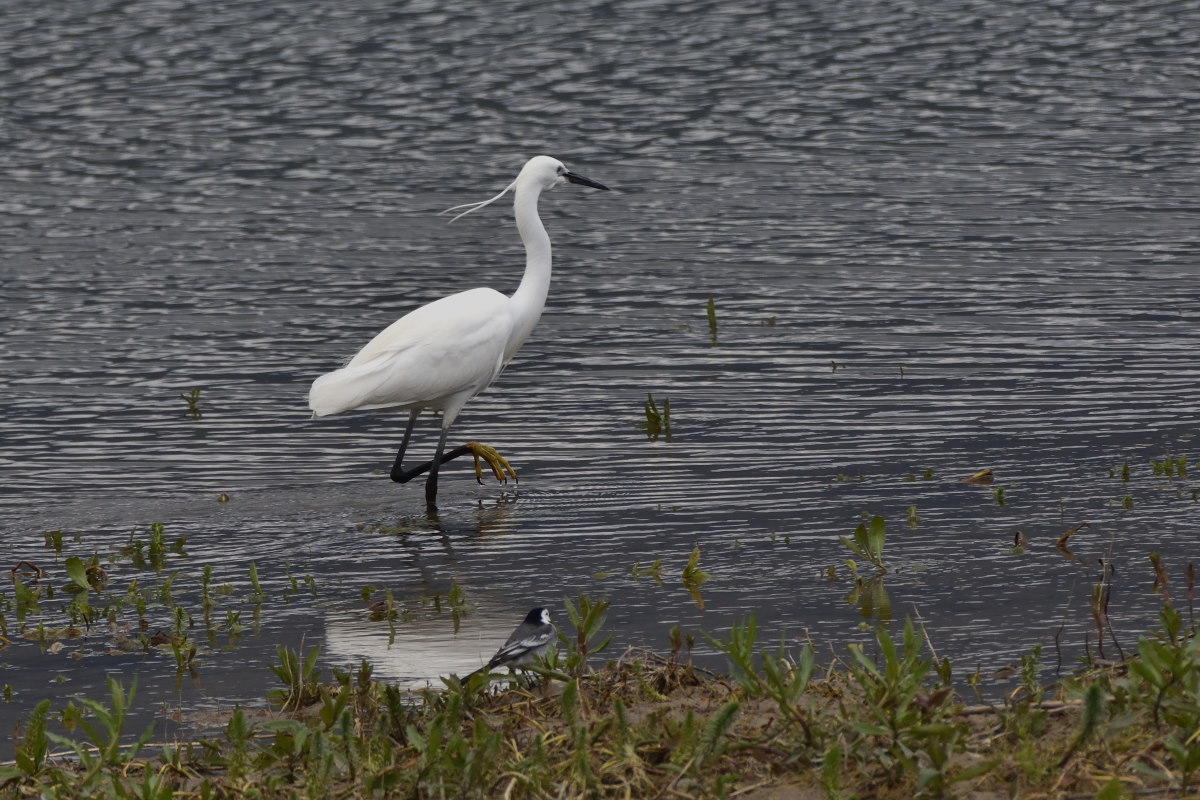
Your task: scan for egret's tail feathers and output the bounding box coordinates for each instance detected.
[308,369,353,417]
[309,361,409,418]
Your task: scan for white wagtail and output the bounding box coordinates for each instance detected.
[469,607,555,679]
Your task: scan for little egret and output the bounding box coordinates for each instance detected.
[308,156,609,509]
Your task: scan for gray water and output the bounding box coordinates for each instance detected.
[2,0,1199,752]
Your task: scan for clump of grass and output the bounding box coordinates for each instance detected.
[269,644,323,712]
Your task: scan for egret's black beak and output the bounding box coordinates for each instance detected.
[564,171,610,191]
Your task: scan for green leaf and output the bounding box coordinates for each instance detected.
[868,515,886,554]
[64,557,90,591]
[948,758,1000,784]
[839,536,864,559]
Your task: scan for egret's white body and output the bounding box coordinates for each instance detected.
[308,155,609,508]
[309,286,513,424]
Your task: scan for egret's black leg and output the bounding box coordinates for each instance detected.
[388,411,420,483]
[391,444,472,484]
[425,427,451,508]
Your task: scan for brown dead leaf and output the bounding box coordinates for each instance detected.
[1055,522,1090,549]
[963,468,994,485]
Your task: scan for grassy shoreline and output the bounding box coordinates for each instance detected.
[4,597,1200,799]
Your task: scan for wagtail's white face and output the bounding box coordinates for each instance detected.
[538,608,551,626]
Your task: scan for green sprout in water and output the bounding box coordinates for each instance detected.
[681,546,711,609]
[641,393,672,442]
[1152,453,1189,479]
[630,559,663,584]
[447,579,470,633]
[180,387,203,420]
[43,531,64,556]
[906,505,920,528]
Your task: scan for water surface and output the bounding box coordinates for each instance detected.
[2,0,1199,751]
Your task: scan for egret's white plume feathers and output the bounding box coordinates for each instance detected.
[441,180,518,223]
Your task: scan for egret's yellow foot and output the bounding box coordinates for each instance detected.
[464,442,518,485]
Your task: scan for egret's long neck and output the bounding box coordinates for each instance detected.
[506,182,551,360]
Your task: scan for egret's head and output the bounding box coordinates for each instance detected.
[523,155,610,192]
[442,156,608,222]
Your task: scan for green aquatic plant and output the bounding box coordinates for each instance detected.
[446,579,470,633]
[1151,452,1188,479]
[180,387,203,420]
[706,295,718,343]
[846,574,892,623]
[641,393,672,441]
[681,546,711,608]
[63,556,93,593]
[122,522,184,571]
[248,561,264,601]
[840,514,887,573]
[43,530,64,556]
[12,576,41,624]
[171,639,199,683]
[630,559,663,583]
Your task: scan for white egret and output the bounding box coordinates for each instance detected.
[309,156,609,509]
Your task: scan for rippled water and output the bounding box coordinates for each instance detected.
[2,0,1199,751]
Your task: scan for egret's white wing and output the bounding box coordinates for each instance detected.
[309,288,513,417]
